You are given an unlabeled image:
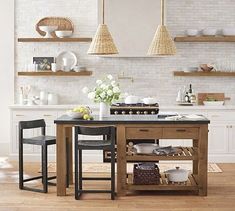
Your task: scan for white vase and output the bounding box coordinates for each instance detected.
[99,102,110,118]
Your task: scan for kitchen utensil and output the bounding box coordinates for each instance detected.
[200,64,214,72]
[66,110,83,119]
[198,93,225,105]
[185,29,199,36]
[57,51,77,71]
[124,95,140,104]
[36,17,74,38]
[55,30,73,38]
[38,26,58,38]
[133,143,159,154]
[142,97,157,105]
[202,28,217,36]
[203,101,224,106]
[153,146,182,155]
[222,28,235,36]
[165,167,189,183]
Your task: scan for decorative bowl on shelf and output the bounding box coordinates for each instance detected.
[222,28,235,36]
[55,30,73,38]
[185,29,199,37]
[39,26,58,38]
[202,28,217,36]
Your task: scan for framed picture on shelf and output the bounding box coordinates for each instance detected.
[33,57,54,71]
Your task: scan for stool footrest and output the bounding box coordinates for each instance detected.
[21,186,46,193]
[82,177,111,181]
[23,176,42,182]
[78,190,112,194]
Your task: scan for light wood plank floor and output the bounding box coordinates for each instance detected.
[0,161,235,211]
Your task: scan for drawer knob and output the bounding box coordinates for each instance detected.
[139,129,149,132]
[176,129,187,132]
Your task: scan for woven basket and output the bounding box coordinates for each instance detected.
[87,24,118,55]
[148,25,176,56]
[36,17,74,38]
[133,163,160,185]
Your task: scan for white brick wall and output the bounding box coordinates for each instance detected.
[15,0,235,105]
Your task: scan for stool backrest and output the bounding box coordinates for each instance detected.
[19,119,46,130]
[75,125,116,144]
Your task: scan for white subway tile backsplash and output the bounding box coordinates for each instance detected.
[15,0,235,106]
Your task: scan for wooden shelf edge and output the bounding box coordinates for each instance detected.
[17,71,93,76]
[173,71,235,77]
[18,37,92,43]
[126,155,197,161]
[174,36,235,42]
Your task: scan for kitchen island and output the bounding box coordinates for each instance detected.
[54,115,210,197]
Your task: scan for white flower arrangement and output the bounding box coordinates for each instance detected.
[83,74,121,105]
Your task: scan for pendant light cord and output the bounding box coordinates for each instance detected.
[102,0,105,24]
[161,0,165,25]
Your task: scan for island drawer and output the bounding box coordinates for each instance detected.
[126,127,163,139]
[162,128,199,139]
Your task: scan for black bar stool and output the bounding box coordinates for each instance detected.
[74,125,116,200]
[19,119,69,193]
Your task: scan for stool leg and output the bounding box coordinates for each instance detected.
[42,144,48,193]
[79,150,82,191]
[19,142,24,190]
[111,148,115,200]
[66,140,69,188]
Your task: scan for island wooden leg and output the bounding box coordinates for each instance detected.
[198,125,208,196]
[56,124,67,196]
[193,139,198,175]
[117,125,127,196]
[65,126,73,185]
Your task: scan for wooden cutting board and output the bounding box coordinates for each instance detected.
[198,93,225,105]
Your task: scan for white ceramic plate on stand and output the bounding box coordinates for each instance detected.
[56,51,77,71]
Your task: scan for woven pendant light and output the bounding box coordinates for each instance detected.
[87,0,118,55]
[148,0,176,56]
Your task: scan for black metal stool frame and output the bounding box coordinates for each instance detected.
[19,119,69,193]
[74,125,116,200]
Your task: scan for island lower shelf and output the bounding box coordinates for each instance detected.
[127,173,199,191]
[127,147,198,161]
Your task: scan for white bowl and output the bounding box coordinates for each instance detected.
[202,28,217,36]
[185,29,199,36]
[203,101,224,106]
[66,110,83,118]
[39,25,58,38]
[125,95,140,104]
[55,30,73,38]
[222,28,235,36]
[134,143,159,154]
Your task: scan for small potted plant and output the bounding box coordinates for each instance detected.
[83,74,121,117]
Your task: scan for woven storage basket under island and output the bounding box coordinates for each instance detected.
[133,163,160,185]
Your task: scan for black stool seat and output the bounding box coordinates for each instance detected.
[74,125,116,200]
[77,140,112,148]
[23,135,56,145]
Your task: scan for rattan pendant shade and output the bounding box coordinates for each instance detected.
[87,0,118,55]
[148,0,176,56]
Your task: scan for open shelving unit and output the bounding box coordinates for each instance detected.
[18,37,92,43]
[173,71,235,77]
[174,36,235,42]
[17,71,93,77]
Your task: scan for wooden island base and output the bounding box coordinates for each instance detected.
[54,115,209,197]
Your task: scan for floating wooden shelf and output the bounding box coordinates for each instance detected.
[127,147,198,161]
[18,37,92,43]
[173,71,235,77]
[174,36,235,42]
[17,71,93,76]
[127,173,199,191]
